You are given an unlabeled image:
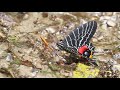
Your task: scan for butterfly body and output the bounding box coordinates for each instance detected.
[57,21,97,63]
[78,45,88,54]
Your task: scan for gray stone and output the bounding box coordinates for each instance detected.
[107,20,116,27]
[46,27,56,33]
[113,53,120,60]
[92,38,98,42]
[23,14,29,20]
[104,12,113,16]
[112,64,120,72]
[100,16,111,21]
[6,53,13,62]
[101,24,107,30]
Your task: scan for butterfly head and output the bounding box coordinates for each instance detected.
[78,45,93,60]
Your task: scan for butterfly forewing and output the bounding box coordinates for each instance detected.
[77,21,97,48]
[84,21,97,44]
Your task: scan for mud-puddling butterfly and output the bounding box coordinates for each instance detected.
[57,21,97,64]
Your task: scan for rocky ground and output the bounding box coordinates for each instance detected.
[0,12,120,78]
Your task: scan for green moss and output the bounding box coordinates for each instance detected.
[7,35,17,42]
[7,35,19,45]
[10,59,21,65]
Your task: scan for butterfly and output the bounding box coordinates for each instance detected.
[57,21,97,64]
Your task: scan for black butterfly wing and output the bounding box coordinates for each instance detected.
[77,21,97,48]
[57,21,97,54]
[57,37,78,55]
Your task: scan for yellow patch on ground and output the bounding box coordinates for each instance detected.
[73,63,99,78]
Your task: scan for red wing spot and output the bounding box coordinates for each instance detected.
[78,45,88,54]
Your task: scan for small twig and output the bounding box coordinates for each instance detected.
[30,33,53,51]
[0,68,15,78]
[39,35,48,47]
[7,69,16,78]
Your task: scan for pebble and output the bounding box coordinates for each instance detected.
[87,12,102,17]
[101,24,107,30]
[107,20,116,27]
[46,27,56,33]
[54,56,60,62]
[103,12,113,16]
[31,71,38,77]
[31,68,39,77]
[55,18,63,25]
[80,19,87,24]
[100,16,111,21]
[40,30,48,39]
[91,16,99,20]
[112,64,120,72]
[56,32,60,35]
[33,61,42,69]
[6,53,13,62]
[110,16,117,22]
[92,38,98,42]
[48,62,52,65]
[95,48,104,53]
[0,32,6,38]
[118,31,120,34]
[97,56,109,63]
[113,53,120,60]
[97,36,104,40]
[93,12,102,16]
[23,14,29,20]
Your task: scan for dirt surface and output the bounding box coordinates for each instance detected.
[0,12,120,78]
